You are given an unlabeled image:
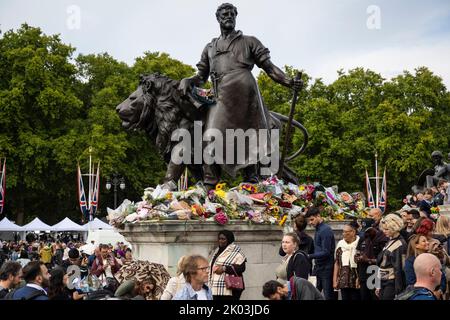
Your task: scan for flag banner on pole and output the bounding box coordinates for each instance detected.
[90,163,100,220]
[77,164,89,220]
[0,159,5,215]
[366,169,375,208]
[379,168,387,213]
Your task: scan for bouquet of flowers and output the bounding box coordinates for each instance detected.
[431,206,440,220]
[108,176,371,227]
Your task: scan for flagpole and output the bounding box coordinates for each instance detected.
[0,158,5,215]
[385,168,387,209]
[77,163,82,222]
[375,151,379,209]
[384,168,387,211]
[88,147,92,221]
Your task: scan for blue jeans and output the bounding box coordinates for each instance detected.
[315,267,337,300]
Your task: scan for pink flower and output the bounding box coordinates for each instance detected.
[214,211,229,225]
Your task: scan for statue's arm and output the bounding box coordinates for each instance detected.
[249,36,302,90]
[261,59,293,87]
[179,44,210,95]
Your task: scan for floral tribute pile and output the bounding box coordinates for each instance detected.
[107,176,369,228]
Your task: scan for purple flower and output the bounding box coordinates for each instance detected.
[208,189,216,200]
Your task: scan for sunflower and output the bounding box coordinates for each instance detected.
[215,183,226,191]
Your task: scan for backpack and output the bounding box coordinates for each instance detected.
[2,288,47,300]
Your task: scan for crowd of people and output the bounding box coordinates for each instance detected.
[1,203,450,300]
[263,206,450,300]
[0,238,135,300]
[403,181,450,218]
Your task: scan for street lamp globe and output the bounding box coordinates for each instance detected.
[120,180,125,190]
[106,179,111,190]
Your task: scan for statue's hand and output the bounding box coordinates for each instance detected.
[179,78,193,96]
[290,77,304,91]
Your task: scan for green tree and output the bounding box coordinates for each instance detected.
[0,24,83,224]
[257,66,450,211]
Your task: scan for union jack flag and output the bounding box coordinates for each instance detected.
[90,163,100,220]
[378,168,387,213]
[365,169,375,208]
[0,159,5,215]
[77,164,89,220]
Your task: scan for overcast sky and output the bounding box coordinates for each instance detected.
[1,0,449,87]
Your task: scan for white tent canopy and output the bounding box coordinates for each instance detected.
[0,217,24,232]
[51,217,85,232]
[83,218,113,231]
[22,217,53,232]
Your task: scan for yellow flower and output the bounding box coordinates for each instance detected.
[166,192,173,200]
[216,183,226,191]
[215,189,226,199]
[279,215,288,226]
[299,185,305,191]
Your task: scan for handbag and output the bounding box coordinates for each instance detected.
[224,266,244,290]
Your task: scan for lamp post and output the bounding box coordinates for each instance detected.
[105,173,125,209]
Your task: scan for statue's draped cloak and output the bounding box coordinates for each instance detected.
[196,30,274,176]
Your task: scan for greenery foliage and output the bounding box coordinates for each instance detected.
[1,24,449,223]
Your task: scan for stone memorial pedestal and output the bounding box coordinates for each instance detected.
[120,220,349,299]
[439,205,450,217]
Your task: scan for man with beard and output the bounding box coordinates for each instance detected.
[8,261,50,300]
[0,261,23,299]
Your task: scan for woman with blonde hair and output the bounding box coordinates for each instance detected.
[276,232,311,284]
[160,255,187,300]
[434,215,450,253]
[376,213,407,300]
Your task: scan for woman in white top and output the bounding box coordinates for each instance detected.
[333,221,360,300]
[160,255,187,300]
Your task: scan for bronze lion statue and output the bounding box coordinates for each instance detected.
[116,73,308,187]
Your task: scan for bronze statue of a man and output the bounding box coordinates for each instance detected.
[179,3,302,188]
[426,150,450,188]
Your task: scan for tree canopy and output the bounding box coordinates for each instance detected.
[0,24,448,223]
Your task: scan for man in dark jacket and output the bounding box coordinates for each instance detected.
[355,208,388,300]
[262,278,323,300]
[62,248,89,279]
[396,253,442,300]
[8,261,49,300]
[305,207,336,300]
[0,261,22,299]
